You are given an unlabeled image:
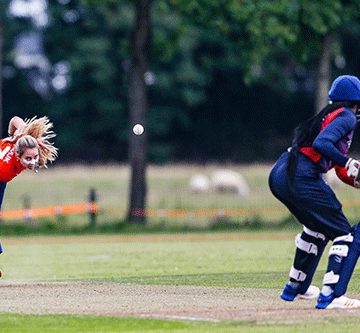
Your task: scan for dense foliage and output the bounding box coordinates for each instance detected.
[2,0,360,164]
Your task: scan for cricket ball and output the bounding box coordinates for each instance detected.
[133,124,144,135]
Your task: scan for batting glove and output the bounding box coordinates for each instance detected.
[345,158,360,178]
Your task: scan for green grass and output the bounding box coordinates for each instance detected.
[0,164,298,227]
[2,233,296,281]
[2,313,360,333]
[2,232,360,332]
[0,314,225,333]
[2,163,360,331]
[2,164,360,230]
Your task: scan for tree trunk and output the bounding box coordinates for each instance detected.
[127,0,152,225]
[315,34,333,114]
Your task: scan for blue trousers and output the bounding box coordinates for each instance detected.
[0,182,7,254]
[269,152,351,240]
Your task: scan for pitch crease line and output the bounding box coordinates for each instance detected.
[139,314,221,322]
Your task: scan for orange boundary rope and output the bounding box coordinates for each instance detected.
[1,198,359,220]
[0,203,98,220]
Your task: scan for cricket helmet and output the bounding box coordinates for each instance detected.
[328,75,360,101]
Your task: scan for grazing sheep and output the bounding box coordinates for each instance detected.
[189,173,210,193]
[211,169,250,196]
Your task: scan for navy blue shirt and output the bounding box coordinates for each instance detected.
[313,108,356,171]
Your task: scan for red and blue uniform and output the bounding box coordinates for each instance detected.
[300,107,354,172]
[269,107,359,298]
[273,76,360,307]
[269,107,357,240]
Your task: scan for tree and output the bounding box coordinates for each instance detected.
[127,0,152,224]
[315,34,333,114]
[165,0,360,114]
[45,0,131,162]
[3,1,360,181]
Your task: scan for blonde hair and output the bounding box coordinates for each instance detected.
[14,116,58,168]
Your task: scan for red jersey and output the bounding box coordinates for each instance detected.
[0,140,26,182]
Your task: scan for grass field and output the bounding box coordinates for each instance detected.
[2,163,360,229]
[1,232,360,332]
[2,164,360,331]
[3,163,285,227]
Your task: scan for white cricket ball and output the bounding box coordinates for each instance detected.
[133,124,144,135]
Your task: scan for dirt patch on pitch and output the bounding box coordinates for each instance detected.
[2,281,360,323]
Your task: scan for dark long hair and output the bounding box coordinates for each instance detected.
[287,101,358,184]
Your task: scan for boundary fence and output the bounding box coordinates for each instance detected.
[0,202,99,220]
[1,185,360,227]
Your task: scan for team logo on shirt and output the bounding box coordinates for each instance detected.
[0,146,14,163]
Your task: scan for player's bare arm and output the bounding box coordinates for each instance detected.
[8,116,26,136]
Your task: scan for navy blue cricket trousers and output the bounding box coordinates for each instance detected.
[0,182,7,254]
[269,152,351,240]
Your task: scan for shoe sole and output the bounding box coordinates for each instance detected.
[327,303,360,309]
[280,294,296,301]
[317,296,360,309]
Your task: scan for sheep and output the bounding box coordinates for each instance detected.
[211,169,250,196]
[189,173,210,193]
